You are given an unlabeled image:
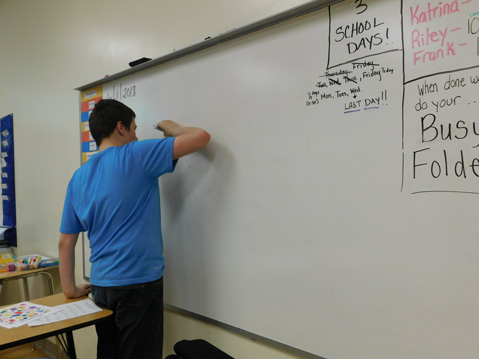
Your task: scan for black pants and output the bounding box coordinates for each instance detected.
[91,277,164,359]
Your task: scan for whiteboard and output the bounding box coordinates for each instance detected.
[78,1,479,358]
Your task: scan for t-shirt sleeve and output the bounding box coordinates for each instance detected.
[59,180,85,234]
[131,138,177,178]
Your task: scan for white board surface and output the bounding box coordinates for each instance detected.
[80,1,479,358]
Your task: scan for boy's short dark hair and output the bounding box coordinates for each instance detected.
[89,99,136,146]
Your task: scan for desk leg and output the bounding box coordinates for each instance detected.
[21,277,36,350]
[22,277,30,300]
[66,331,77,359]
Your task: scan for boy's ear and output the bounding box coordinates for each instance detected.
[117,121,126,135]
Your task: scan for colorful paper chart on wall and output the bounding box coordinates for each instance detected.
[0,302,59,329]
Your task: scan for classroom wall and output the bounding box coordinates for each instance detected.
[0,0,311,358]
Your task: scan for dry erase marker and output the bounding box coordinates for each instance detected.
[153,122,170,131]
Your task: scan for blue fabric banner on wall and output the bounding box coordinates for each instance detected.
[0,114,16,247]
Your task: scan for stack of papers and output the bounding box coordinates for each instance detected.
[0,299,102,329]
[28,299,102,327]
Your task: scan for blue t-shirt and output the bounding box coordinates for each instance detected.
[60,138,176,286]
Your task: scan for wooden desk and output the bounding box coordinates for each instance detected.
[0,266,59,300]
[0,293,113,359]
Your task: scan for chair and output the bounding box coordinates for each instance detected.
[165,339,234,359]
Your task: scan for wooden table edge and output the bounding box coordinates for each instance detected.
[0,293,112,350]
